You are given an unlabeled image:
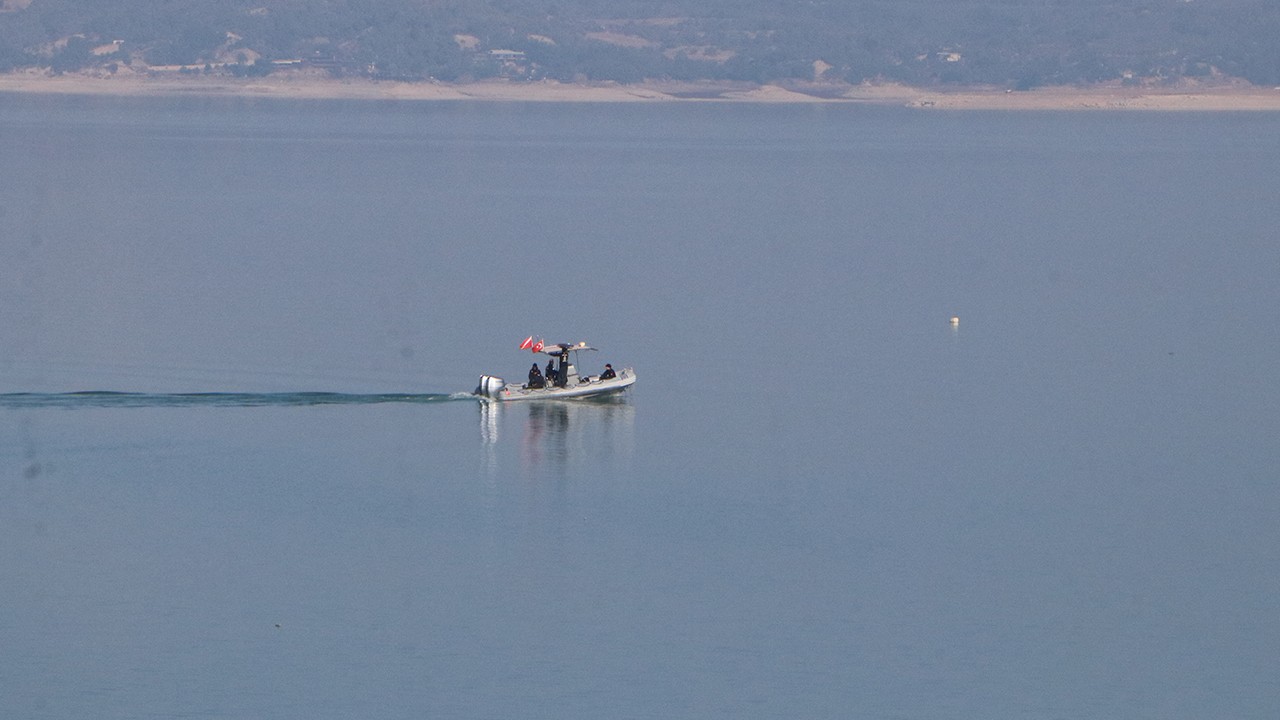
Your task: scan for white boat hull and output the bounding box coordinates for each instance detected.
[477,368,636,402]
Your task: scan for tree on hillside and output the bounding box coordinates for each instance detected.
[1,0,1278,85]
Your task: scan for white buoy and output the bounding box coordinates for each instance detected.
[950,316,960,326]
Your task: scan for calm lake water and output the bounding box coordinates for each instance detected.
[2,95,1278,719]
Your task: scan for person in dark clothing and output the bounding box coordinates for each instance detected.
[545,359,557,386]
[528,363,545,388]
[599,363,616,380]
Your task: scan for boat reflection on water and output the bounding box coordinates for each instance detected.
[478,395,635,477]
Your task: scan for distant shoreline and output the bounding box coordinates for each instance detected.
[4,69,1280,111]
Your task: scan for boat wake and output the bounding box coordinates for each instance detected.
[0,391,468,409]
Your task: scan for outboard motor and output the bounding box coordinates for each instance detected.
[475,375,505,398]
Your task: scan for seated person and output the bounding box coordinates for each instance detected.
[599,363,617,380]
[527,363,545,388]
[545,359,557,385]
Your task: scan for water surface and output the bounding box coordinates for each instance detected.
[2,96,1278,719]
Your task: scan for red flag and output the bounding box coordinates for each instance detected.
[532,338,544,353]
[519,335,534,350]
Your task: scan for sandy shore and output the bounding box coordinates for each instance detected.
[3,69,1280,110]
